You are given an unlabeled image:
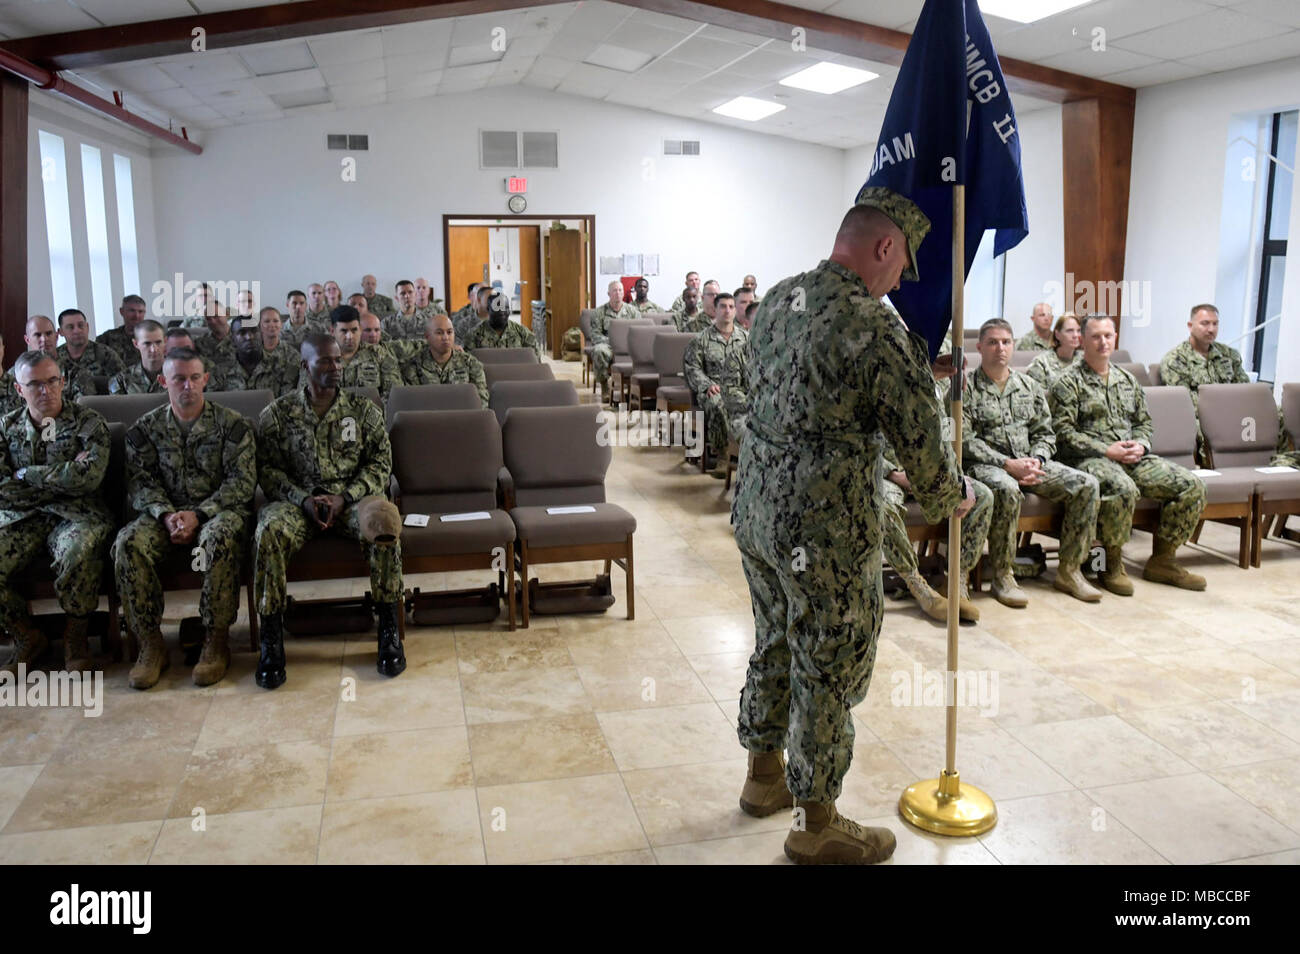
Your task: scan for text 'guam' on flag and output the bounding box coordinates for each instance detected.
[862,0,1029,359]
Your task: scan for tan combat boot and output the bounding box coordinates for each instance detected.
[1053,564,1103,602]
[62,615,94,672]
[129,628,170,690]
[957,578,979,623]
[192,626,230,687]
[739,750,794,817]
[1098,546,1134,596]
[991,570,1028,608]
[1142,541,1206,591]
[1,618,48,674]
[785,799,897,865]
[902,570,947,622]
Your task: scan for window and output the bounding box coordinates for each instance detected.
[79,144,114,334]
[1251,110,1296,384]
[114,154,140,298]
[37,130,76,320]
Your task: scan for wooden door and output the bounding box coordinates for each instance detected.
[448,226,490,311]
[518,226,540,328]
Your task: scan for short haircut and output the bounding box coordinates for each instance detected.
[301,331,337,356]
[259,306,282,320]
[57,308,86,327]
[733,287,752,298]
[135,319,165,337]
[1190,303,1218,319]
[396,280,414,290]
[686,271,699,279]
[475,285,492,299]
[714,293,735,306]
[164,327,194,344]
[121,294,146,307]
[978,318,1014,341]
[1078,314,1114,337]
[163,346,203,366]
[286,289,306,301]
[703,280,720,292]
[348,292,366,302]
[467,282,480,296]
[330,305,360,325]
[14,349,56,379]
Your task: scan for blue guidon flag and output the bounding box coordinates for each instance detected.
[863,0,1029,359]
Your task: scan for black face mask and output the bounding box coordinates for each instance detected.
[489,312,509,331]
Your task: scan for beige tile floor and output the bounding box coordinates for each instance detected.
[2,358,1299,864]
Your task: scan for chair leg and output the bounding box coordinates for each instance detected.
[624,536,635,620]
[1190,519,1204,544]
[1238,517,1250,569]
[1251,500,1263,568]
[519,541,530,629]
[506,543,516,632]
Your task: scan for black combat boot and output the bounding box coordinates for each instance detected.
[376,601,406,678]
[255,612,286,690]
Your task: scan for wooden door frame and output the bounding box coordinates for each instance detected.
[442,213,596,315]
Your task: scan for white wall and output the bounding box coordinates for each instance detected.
[26,91,160,335]
[1124,56,1300,387]
[149,85,847,310]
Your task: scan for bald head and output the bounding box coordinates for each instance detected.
[426,312,455,359]
[24,315,58,354]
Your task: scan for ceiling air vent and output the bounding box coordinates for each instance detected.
[664,139,700,156]
[480,130,520,168]
[326,134,348,150]
[522,131,558,168]
[348,134,368,151]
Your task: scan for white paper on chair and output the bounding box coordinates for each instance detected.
[1255,466,1300,474]
[403,514,430,527]
[546,505,596,515]
[439,511,492,522]
[1190,469,1220,477]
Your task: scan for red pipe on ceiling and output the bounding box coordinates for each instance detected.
[0,45,202,154]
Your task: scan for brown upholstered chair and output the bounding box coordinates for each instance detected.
[1198,383,1300,566]
[501,405,636,628]
[348,386,383,408]
[482,363,554,388]
[385,383,482,427]
[390,410,517,630]
[627,324,672,411]
[470,347,538,365]
[1009,350,1036,367]
[649,312,676,326]
[1140,385,1254,567]
[489,380,578,427]
[207,388,273,422]
[608,317,653,407]
[78,392,167,426]
[1149,364,1163,386]
[1118,362,1152,386]
[1110,349,1132,363]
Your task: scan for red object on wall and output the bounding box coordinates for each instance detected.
[620,276,640,301]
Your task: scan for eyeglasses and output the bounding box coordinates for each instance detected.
[20,376,63,393]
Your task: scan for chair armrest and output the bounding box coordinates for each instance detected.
[497,466,515,511]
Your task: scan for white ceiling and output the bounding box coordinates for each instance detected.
[1,0,1298,148]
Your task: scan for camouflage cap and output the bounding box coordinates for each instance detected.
[853,186,931,282]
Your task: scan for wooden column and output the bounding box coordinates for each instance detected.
[0,75,27,371]
[1062,96,1135,338]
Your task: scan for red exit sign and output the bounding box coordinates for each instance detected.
[506,177,527,193]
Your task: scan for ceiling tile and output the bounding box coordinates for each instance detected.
[1176,27,1300,69]
[697,24,769,47]
[380,20,453,56]
[1233,0,1300,28]
[626,10,704,34]
[91,62,180,93]
[0,0,101,37]
[318,58,386,85]
[603,22,695,56]
[823,0,925,29]
[69,0,195,28]
[666,36,752,68]
[158,53,250,85]
[308,30,384,64]
[255,68,326,95]
[386,69,442,92]
[1037,45,1160,77]
[1116,6,1283,58]
[239,41,317,77]
[1101,58,1202,85]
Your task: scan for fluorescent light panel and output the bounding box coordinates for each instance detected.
[712,96,784,121]
[779,61,878,94]
[977,0,1093,24]
[584,43,655,72]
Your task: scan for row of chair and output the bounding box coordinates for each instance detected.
[905,383,1300,571]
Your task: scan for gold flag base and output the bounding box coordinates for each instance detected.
[898,770,997,837]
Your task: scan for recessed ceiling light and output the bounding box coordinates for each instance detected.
[712,96,785,121]
[584,43,654,72]
[779,62,878,94]
[977,0,1092,24]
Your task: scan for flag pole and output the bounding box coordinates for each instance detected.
[898,182,997,837]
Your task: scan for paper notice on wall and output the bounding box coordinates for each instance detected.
[641,254,659,276]
[623,253,641,274]
[599,256,623,275]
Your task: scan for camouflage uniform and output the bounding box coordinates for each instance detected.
[112,401,256,637]
[671,309,705,333]
[229,350,299,397]
[632,299,664,314]
[383,307,436,341]
[465,320,540,357]
[1159,340,1250,462]
[254,388,401,614]
[282,317,329,350]
[589,302,638,387]
[108,362,164,395]
[305,306,330,326]
[195,332,241,390]
[390,342,489,406]
[366,293,396,317]
[683,324,750,460]
[1050,361,1205,549]
[449,305,482,347]
[1023,349,1078,390]
[878,435,992,576]
[0,402,114,629]
[734,252,964,803]
[295,342,401,399]
[0,371,26,417]
[963,367,1099,576]
[57,341,124,380]
[1015,330,1052,352]
[96,326,139,367]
